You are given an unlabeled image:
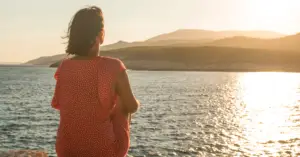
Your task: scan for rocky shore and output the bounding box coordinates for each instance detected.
[0,150,48,157]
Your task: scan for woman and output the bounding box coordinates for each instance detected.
[51,6,139,157]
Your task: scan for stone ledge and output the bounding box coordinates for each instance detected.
[0,150,48,157]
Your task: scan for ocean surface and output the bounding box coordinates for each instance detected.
[0,66,300,157]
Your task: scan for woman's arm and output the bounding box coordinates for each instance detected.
[51,61,63,110]
[51,83,60,110]
[116,70,139,113]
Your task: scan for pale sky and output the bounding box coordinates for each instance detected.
[1,0,300,63]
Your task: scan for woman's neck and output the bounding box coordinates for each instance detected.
[72,51,99,60]
[71,55,98,60]
[88,48,100,57]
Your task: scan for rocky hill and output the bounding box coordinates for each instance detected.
[25,29,300,72]
[50,46,300,72]
[208,33,300,52]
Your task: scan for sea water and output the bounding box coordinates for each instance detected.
[1,66,300,156]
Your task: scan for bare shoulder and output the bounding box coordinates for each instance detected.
[100,56,124,67]
[101,56,122,63]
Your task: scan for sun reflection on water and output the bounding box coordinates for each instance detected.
[238,72,300,155]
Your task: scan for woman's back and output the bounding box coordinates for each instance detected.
[52,6,139,157]
[52,57,126,157]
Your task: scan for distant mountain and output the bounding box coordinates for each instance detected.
[100,39,212,51]
[24,29,288,67]
[25,41,132,65]
[208,33,300,52]
[25,54,67,65]
[0,62,21,65]
[147,29,284,41]
[101,40,132,51]
[100,29,285,51]
[50,46,300,72]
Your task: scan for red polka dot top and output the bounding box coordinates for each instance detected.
[51,56,129,157]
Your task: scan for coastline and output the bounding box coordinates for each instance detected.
[26,46,300,73]
[49,66,300,73]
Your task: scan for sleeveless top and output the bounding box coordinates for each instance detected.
[51,56,128,157]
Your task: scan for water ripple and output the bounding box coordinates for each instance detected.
[1,68,300,156]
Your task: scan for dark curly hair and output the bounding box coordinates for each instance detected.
[65,6,104,56]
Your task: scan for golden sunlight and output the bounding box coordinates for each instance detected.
[238,72,300,155]
[245,0,293,32]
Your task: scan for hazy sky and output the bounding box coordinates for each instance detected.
[1,0,300,63]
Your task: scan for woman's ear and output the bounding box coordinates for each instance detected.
[98,30,105,45]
